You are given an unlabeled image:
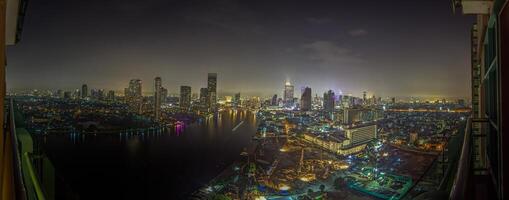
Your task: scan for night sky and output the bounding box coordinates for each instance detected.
[6,0,474,98]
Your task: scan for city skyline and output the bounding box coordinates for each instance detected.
[7,76,470,101]
[6,0,474,98]
[1,0,506,199]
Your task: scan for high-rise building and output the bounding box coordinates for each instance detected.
[160,87,168,104]
[342,95,351,108]
[107,90,115,101]
[271,94,278,106]
[283,81,294,107]
[81,84,88,98]
[91,89,105,100]
[200,87,208,105]
[300,87,312,111]
[126,79,142,98]
[180,86,191,111]
[63,91,72,99]
[125,79,142,114]
[56,89,63,98]
[343,124,377,148]
[154,77,162,120]
[233,92,241,108]
[73,89,80,99]
[207,73,217,111]
[323,90,335,112]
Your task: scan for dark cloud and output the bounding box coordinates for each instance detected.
[306,17,333,24]
[348,29,368,37]
[301,41,364,64]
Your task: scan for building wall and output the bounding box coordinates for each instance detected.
[344,124,377,147]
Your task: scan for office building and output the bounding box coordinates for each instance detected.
[303,124,377,156]
[323,90,335,112]
[126,79,142,98]
[107,90,115,101]
[125,79,142,114]
[271,94,278,106]
[283,81,294,107]
[63,91,72,99]
[233,92,241,108]
[343,124,377,147]
[300,87,312,111]
[154,77,162,120]
[56,89,63,98]
[180,86,191,110]
[207,73,217,111]
[81,84,88,98]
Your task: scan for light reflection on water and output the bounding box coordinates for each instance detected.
[40,109,259,199]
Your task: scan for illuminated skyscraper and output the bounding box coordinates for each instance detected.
[323,90,335,112]
[81,84,88,98]
[300,87,312,111]
[207,73,217,111]
[154,77,162,120]
[283,81,294,107]
[180,86,191,111]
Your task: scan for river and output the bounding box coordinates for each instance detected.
[39,109,258,200]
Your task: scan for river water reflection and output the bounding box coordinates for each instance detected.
[41,109,258,200]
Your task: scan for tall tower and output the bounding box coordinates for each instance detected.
[271,94,278,106]
[207,73,217,112]
[126,79,142,114]
[323,90,335,112]
[81,84,88,98]
[233,92,241,108]
[180,86,191,111]
[127,79,142,97]
[300,87,312,111]
[283,81,294,107]
[154,77,162,121]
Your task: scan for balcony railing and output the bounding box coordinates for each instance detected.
[398,117,471,199]
[1,99,49,200]
[400,117,490,200]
